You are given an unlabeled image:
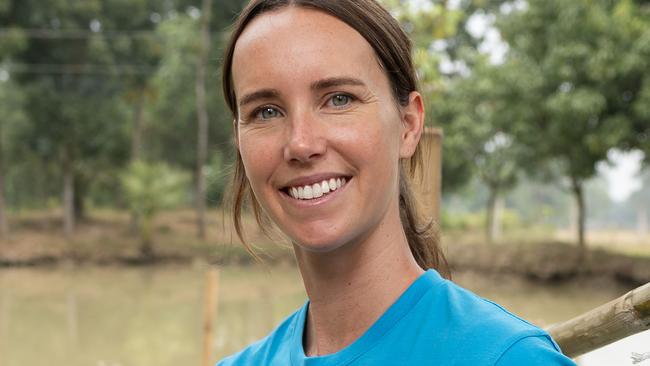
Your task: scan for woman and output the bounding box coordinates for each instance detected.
[218,0,576,365]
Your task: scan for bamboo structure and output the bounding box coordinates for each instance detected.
[547,281,650,358]
[413,127,443,224]
[202,268,220,366]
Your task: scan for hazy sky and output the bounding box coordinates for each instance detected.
[599,150,644,202]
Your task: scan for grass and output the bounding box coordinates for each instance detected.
[443,226,650,258]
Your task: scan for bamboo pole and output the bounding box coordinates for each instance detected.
[414,127,443,224]
[546,281,650,358]
[202,268,220,366]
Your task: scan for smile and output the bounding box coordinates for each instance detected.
[282,177,349,200]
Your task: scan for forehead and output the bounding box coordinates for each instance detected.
[232,7,385,97]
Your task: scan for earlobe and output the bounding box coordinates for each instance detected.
[399,91,425,158]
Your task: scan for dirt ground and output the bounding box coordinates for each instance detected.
[1,209,649,286]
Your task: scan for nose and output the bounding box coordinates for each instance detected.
[283,111,326,164]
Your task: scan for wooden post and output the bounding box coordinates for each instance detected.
[67,290,78,347]
[414,127,443,224]
[62,147,75,238]
[546,281,650,358]
[0,292,10,361]
[202,268,220,366]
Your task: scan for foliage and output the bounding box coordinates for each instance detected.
[0,0,247,217]
[121,160,189,255]
[490,0,650,247]
[496,0,649,182]
[205,149,227,205]
[0,0,647,248]
[121,160,189,216]
[145,11,235,188]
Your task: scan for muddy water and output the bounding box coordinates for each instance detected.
[0,265,646,366]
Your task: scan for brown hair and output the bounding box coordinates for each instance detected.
[222,0,450,278]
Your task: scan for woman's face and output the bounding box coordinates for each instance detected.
[231,7,422,253]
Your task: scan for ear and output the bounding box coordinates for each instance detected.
[399,91,425,158]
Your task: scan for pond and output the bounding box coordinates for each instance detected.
[0,265,647,366]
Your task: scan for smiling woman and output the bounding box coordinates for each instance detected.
[217,1,576,365]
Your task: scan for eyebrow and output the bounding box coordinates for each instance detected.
[239,89,281,108]
[238,77,367,108]
[310,77,367,91]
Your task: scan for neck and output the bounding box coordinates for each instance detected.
[293,204,424,356]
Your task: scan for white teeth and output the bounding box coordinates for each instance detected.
[312,183,323,198]
[303,185,313,199]
[328,179,337,191]
[287,177,349,200]
[321,181,330,194]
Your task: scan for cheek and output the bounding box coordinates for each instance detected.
[239,133,278,190]
[335,113,401,178]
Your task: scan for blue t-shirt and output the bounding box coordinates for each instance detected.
[218,269,576,365]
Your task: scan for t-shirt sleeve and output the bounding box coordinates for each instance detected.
[494,335,577,366]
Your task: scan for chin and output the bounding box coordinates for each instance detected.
[290,233,352,254]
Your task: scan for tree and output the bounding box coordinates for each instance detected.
[0,77,25,241]
[493,0,650,250]
[430,60,523,243]
[146,10,236,208]
[3,0,136,235]
[121,161,188,257]
[194,0,212,239]
[0,6,27,241]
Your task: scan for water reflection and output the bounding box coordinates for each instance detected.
[0,265,645,365]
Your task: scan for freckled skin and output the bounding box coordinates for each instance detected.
[232,8,418,254]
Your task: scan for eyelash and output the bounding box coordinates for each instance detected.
[326,93,356,108]
[247,93,357,122]
[252,106,282,121]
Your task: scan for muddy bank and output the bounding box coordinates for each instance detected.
[446,242,650,286]
[1,239,649,286]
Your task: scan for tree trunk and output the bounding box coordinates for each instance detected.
[194,0,213,240]
[0,130,9,241]
[570,177,586,252]
[485,185,502,244]
[131,94,144,161]
[63,148,75,238]
[638,205,648,236]
[73,176,86,222]
[129,93,146,234]
[139,214,154,258]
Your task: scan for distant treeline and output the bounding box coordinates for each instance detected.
[0,0,648,247]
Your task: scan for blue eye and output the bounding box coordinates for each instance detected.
[257,107,280,120]
[330,94,352,107]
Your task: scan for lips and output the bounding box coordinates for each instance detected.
[280,174,351,201]
[289,177,347,200]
